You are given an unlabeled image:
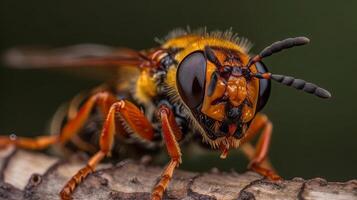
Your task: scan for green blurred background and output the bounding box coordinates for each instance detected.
[0,1,356,181]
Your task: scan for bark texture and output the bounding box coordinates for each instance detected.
[0,146,356,200]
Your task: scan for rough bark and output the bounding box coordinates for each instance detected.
[0,146,356,200]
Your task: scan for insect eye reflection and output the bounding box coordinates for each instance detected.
[254,62,271,112]
[176,51,206,109]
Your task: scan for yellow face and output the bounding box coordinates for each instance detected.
[164,34,266,152]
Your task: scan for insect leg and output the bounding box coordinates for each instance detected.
[151,104,182,200]
[0,91,116,150]
[58,91,117,143]
[0,135,58,150]
[240,113,281,180]
[60,99,154,199]
[50,85,113,153]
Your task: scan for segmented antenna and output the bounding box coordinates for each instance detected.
[253,73,331,99]
[246,36,331,98]
[247,37,310,67]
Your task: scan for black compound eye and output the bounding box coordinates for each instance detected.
[176,51,206,109]
[255,62,271,112]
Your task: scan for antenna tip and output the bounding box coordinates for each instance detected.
[315,87,332,99]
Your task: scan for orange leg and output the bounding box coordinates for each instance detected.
[240,113,281,180]
[51,89,104,153]
[60,100,154,199]
[0,91,117,150]
[0,134,58,150]
[151,105,182,200]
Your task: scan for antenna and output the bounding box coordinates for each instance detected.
[246,37,310,68]
[246,36,331,99]
[253,72,331,98]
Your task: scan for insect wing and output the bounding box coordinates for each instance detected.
[1,44,149,80]
[2,44,147,69]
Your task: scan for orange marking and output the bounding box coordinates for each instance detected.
[201,61,226,121]
[262,73,272,79]
[227,76,247,107]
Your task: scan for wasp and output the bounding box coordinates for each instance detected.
[0,29,331,200]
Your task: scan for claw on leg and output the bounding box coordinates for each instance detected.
[60,151,104,200]
[249,162,281,181]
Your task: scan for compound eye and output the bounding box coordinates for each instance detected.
[255,62,271,112]
[176,51,206,109]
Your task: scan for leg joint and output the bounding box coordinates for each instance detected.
[111,100,125,110]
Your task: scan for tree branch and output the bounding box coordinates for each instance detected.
[0,147,356,200]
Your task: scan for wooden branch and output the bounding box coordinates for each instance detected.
[0,146,356,200]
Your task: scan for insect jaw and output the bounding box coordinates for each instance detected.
[217,132,243,159]
[194,100,248,141]
[195,114,243,156]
